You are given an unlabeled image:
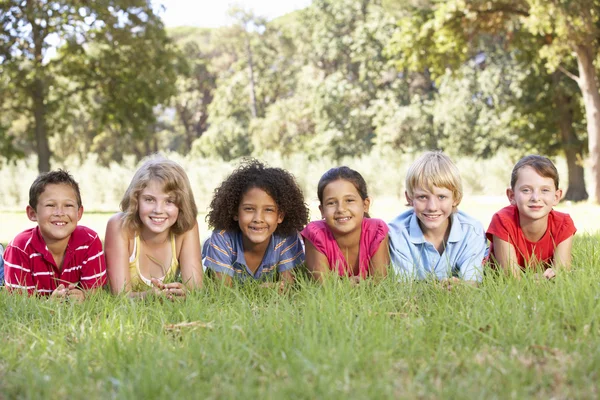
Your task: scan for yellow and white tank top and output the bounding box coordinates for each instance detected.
[128,233,179,291]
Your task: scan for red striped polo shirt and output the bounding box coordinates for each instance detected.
[3,225,107,295]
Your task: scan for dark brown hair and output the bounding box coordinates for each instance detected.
[317,166,371,218]
[511,155,559,190]
[29,169,82,209]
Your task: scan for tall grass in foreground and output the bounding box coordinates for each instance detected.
[1,235,600,399]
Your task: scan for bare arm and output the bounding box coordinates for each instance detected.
[104,214,134,295]
[213,271,233,287]
[369,235,390,279]
[552,235,575,271]
[304,240,331,282]
[177,222,203,290]
[492,235,521,278]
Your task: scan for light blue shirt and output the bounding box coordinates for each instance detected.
[388,209,487,282]
[202,230,304,284]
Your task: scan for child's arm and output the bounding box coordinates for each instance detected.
[304,240,331,282]
[104,214,137,295]
[492,235,521,278]
[457,226,487,282]
[176,222,203,291]
[212,271,233,286]
[369,235,390,279]
[551,234,575,272]
[3,245,35,295]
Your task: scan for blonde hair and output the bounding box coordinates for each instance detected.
[405,151,463,206]
[120,156,198,235]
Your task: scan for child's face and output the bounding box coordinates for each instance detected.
[406,185,456,235]
[319,179,370,237]
[26,183,83,246]
[137,179,180,236]
[507,166,561,224]
[235,187,283,247]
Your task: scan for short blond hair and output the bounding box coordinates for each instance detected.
[405,151,463,206]
[120,156,198,235]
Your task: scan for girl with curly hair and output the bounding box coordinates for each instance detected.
[104,156,203,298]
[302,166,390,282]
[203,159,309,285]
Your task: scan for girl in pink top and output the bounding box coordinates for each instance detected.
[301,167,390,281]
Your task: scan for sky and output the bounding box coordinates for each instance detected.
[157,0,313,28]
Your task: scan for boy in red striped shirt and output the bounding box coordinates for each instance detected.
[3,170,106,299]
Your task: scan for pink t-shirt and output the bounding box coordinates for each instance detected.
[486,205,576,269]
[301,218,389,278]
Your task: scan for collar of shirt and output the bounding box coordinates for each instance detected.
[233,231,277,277]
[30,226,73,268]
[408,212,465,245]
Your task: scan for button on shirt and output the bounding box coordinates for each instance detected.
[388,209,487,281]
[202,230,304,283]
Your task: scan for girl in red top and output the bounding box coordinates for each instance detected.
[486,155,576,279]
[301,167,390,282]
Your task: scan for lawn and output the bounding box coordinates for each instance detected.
[1,235,599,398]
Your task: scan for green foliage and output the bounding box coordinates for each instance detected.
[1,236,600,397]
[0,0,181,170]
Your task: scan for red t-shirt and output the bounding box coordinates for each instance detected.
[301,218,388,278]
[3,226,107,295]
[486,205,576,269]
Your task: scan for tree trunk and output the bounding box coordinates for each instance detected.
[553,73,588,201]
[33,79,51,173]
[30,4,51,173]
[575,44,600,203]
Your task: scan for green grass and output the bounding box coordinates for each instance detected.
[1,236,600,398]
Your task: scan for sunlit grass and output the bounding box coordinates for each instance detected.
[1,236,599,398]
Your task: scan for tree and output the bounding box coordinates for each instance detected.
[0,0,180,172]
[384,0,597,201]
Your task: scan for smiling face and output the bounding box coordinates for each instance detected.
[26,183,83,246]
[319,179,370,238]
[406,185,456,236]
[507,165,561,224]
[137,179,180,236]
[235,187,283,248]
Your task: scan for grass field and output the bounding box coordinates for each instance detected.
[1,235,599,398]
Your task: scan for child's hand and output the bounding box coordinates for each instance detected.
[151,278,186,300]
[66,284,85,302]
[440,277,462,291]
[50,284,69,299]
[51,284,85,302]
[543,267,556,280]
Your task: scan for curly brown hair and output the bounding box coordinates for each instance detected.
[207,159,309,236]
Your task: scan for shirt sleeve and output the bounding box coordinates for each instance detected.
[3,244,36,294]
[387,220,417,278]
[367,219,389,258]
[300,222,328,255]
[276,233,305,273]
[554,213,577,245]
[0,252,4,285]
[456,222,487,282]
[79,233,107,290]
[203,231,236,277]
[486,211,513,243]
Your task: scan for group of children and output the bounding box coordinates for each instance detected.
[0,151,576,299]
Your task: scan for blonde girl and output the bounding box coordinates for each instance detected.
[105,156,203,297]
